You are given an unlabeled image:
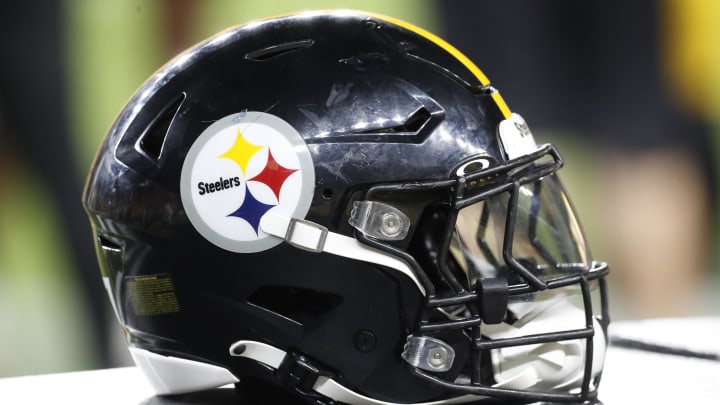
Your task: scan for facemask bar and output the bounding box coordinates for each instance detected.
[411,276,609,403]
[450,145,577,291]
[352,144,610,402]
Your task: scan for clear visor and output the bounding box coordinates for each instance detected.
[451,173,591,291]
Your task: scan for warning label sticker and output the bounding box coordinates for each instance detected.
[126,274,180,316]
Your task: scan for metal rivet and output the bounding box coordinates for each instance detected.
[381,213,402,237]
[353,330,377,353]
[427,346,448,368]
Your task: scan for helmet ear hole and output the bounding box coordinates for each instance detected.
[137,93,185,160]
[321,188,334,200]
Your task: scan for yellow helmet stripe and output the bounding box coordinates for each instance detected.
[371,13,511,119]
[372,14,490,85]
[491,92,512,119]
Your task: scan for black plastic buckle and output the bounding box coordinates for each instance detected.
[277,351,336,405]
[477,277,509,324]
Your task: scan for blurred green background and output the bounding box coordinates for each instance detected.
[1,0,719,377]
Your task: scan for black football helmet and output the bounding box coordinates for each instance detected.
[84,10,609,404]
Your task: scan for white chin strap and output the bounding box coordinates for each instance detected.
[229,340,482,405]
[483,300,606,392]
[259,212,426,295]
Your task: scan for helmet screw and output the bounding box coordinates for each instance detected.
[353,330,377,353]
[427,346,449,369]
[380,213,403,237]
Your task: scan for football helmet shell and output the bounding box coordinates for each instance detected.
[84,10,609,404]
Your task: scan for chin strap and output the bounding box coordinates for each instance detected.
[259,212,426,294]
[229,340,482,405]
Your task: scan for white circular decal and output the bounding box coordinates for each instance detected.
[180,112,315,252]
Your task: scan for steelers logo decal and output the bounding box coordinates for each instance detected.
[180,112,314,252]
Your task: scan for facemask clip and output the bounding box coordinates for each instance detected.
[349,201,410,241]
[401,335,455,372]
[477,277,509,324]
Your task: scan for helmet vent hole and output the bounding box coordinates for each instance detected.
[245,39,314,61]
[321,188,334,200]
[97,235,122,252]
[400,107,432,133]
[137,93,184,160]
[247,286,343,325]
[355,107,431,134]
